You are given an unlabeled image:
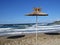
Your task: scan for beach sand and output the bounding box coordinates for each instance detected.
[0,33,60,45]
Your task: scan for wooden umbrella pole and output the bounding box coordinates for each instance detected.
[36,16,38,45]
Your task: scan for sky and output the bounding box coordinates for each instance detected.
[0,0,60,24]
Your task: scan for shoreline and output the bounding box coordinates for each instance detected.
[0,33,60,45]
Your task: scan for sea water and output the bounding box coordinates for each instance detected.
[0,23,60,36]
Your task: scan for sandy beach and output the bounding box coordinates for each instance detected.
[0,33,60,45]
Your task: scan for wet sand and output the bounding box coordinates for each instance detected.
[0,33,60,45]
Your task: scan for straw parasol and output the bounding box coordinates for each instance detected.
[25,8,48,45]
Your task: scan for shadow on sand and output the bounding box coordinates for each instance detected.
[7,35,25,39]
[45,33,60,35]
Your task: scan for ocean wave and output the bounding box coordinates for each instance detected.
[0,25,60,36]
[0,25,60,32]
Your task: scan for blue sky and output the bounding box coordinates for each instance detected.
[0,0,60,24]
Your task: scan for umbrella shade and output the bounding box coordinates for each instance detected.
[26,8,48,16]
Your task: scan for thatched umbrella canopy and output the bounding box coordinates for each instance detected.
[26,8,48,16]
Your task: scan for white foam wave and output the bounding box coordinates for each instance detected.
[0,25,60,36]
[0,25,60,32]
